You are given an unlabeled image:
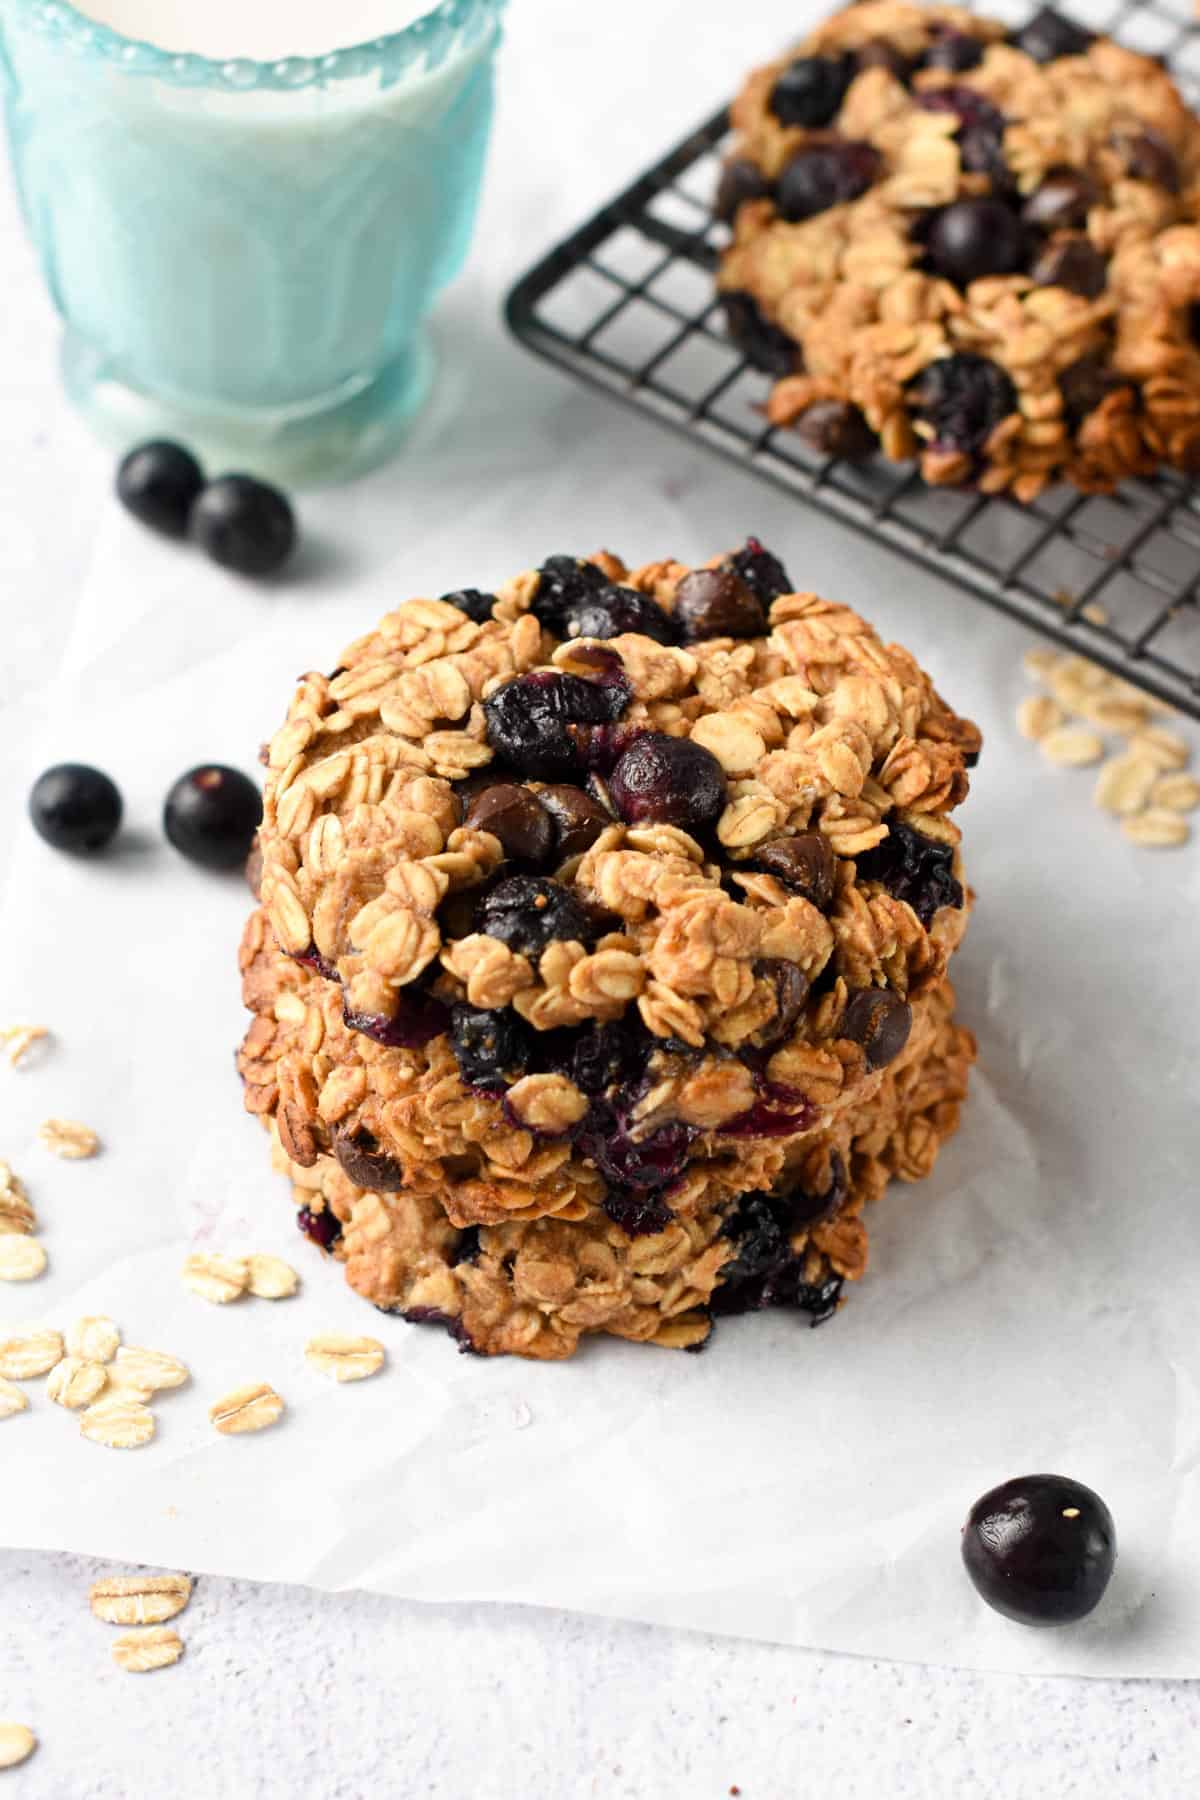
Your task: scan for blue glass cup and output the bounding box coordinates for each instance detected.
[0,0,506,483]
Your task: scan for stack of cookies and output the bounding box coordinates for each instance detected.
[238,539,978,1359]
[717,2,1200,498]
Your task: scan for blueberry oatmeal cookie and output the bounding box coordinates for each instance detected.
[716,2,1200,497]
[242,541,978,1355]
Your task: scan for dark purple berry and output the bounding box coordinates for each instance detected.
[720,1089,816,1138]
[483,668,631,781]
[839,988,912,1070]
[721,291,799,375]
[1030,237,1107,299]
[789,1151,848,1226]
[927,197,1025,286]
[191,474,296,577]
[1058,353,1127,429]
[331,1125,406,1192]
[601,1187,676,1237]
[608,733,726,831]
[728,537,793,603]
[1021,166,1096,232]
[1012,6,1093,64]
[441,587,496,624]
[450,1004,535,1088]
[795,399,876,460]
[909,354,1017,458]
[567,1020,647,1096]
[292,945,338,982]
[855,820,963,925]
[924,29,984,72]
[769,54,851,128]
[1119,129,1179,193]
[751,833,837,911]
[776,140,881,222]
[463,783,554,866]
[536,784,612,859]
[715,157,770,222]
[29,763,122,854]
[342,990,449,1049]
[962,1474,1116,1626]
[163,764,261,869]
[530,555,610,632]
[673,568,767,643]
[297,1205,342,1251]
[582,1103,697,1200]
[562,584,676,645]
[711,1185,844,1319]
[116,439,204,539]
[477,875,597,957]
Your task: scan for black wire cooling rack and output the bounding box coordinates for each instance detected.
[505,0,1200,720]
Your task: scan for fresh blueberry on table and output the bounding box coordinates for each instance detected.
[163,765,262,869]
[116,440,205,539]
[190,473,297,577]
[962,1474,1116,1625]
[28,763,123,854]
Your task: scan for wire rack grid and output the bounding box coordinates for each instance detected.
[505,0,1200,720]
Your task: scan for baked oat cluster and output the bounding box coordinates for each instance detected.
[717,2,1200,498]
[238,542,979,1358]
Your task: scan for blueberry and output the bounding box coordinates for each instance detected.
[483,668,631,781]
[342,992,449,1049]
[536,784,613,859]
[795,399,876,460]
[924,29,984,72]
[601,1186,677,1237]
[567,1019,647,1095]
[962,1474,1116,1625]
[1012,6,1093,64]
[561,584,676,645]
[441,587,496,624]
[1021,167,1097,232]
[727,538,793,603]
[927,197,1025,286]
[672,568,767,643]
[777,140,881,222]
[163,764,262,869]
[191,474,296,577]
[855,820,963,925]
[530,555,611,632]
[721,291,799,375]
[769,54,851,128]
[710,1185,844,1320]
[296,1205,342,1251]
[1030,237,1107,299]
[715,157,770,222]
[752,833,837,911]
[331,1125,406,1191]
[839,988,912,1070]
[463,783,554,865]
[477,875,597,957]
[28,763,122,854]
[450,1004,535,1088]
[909,354,1018,458]
[580,1103,697,1203]
[116,439,204,539]
[608,733,726,831]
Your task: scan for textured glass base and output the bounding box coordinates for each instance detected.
[61,332,436,489]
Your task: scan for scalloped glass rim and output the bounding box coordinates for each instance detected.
[12,0,507,90]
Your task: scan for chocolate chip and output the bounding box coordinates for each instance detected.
[715,157,770,222]
[463,783,554,865]
[1029,236,1107,299]
[536,784,612,859]
[1058,352,1127,428]
[751,833,837,911]
[673,568,768,643]
[795,399,876,460]
[1021,166,1097,232]
[1119,129,1179,193]
[756,958,810,1046]
[840,989,912,1070]
[332,1126,406,1192]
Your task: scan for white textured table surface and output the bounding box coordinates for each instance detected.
[1,2,1198,1794]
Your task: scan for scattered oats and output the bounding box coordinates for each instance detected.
[1040,726,1105,769]
[1023,646,1063,681]
[1,1024,48,1069]
[1121,809,1192,848]
[305,1334,386,1383]
[245,1253,299,1300]
[0,1722,36,1770]
[1149,772,1200,814]
[1078,695,1149,735]
[0,1162,34,1236]
[111,1627,183,1673]
[1015,694,1063,741]
[1130,727,1190,771]
[38,1117,100,1159]
[79,1396,156,1449]
[209,1382,284,1435]
[181,1252,249,1304]
[67,1315,121,1364]
[90,1573,192,1627]
[0,1328,63,1380]
[1093,752,1158,817]
[1080,602,1108,626]
[0,1236,47,1282]
[46,1356,108,1410]
[113,1346,189,1393]
[0,1377,28,1420]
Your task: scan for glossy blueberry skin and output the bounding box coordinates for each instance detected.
[962,1474,1116,1625]
[191,474,296,577]
[116,439,205,539]
[28,763,123,854]
[163,764,262,869]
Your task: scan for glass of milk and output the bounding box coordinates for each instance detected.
[0,0,506,482]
